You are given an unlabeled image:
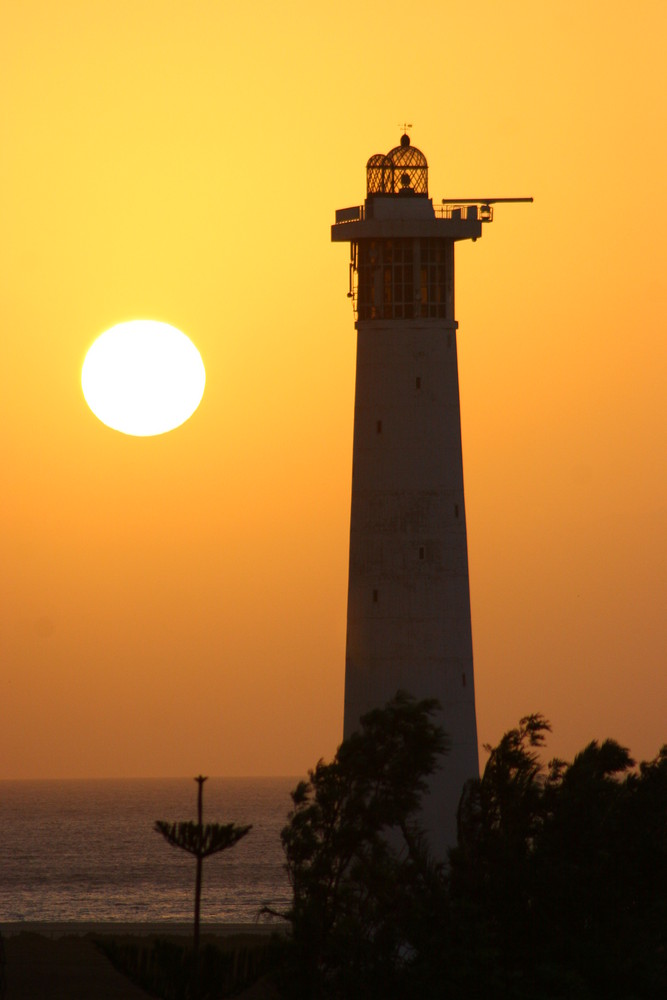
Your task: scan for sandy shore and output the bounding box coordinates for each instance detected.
[2,920,278,939]
[1,922,282,999]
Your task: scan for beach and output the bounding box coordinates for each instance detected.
[1,923,280,999]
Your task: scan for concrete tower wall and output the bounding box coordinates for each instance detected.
[344,314,479,854]
[332,134,486,857]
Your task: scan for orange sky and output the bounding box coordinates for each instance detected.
[2,1,666,779]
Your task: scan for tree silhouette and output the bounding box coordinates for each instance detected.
[450,719,667,999]
[277,692,449,999]
[271,707,666,998]
[155,775,251,992]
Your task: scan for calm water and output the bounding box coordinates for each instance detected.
[0,777,296,923]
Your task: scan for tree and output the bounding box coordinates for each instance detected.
[535,739,667,999]
[274,702,667,999]
[276,691,449,1000]
[155,775,251,995]
[449,713,552,996]
[451,718,667,999]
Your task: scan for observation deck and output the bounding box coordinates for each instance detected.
[331,135,531,321]
[331,199,484,243]
[331,134,485,243]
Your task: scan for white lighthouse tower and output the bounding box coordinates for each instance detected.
[332,134,530,855]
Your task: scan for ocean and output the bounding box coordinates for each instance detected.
[0,777,296,924]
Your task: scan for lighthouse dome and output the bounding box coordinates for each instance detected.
[366,134,428,196]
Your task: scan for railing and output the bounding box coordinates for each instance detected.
[335,197,531,225]
[436,203,493,222]
[334,203,493,224]
[440,196,533,219]
[335,205,364,224]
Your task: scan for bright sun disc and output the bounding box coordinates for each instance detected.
[82,320,206,436]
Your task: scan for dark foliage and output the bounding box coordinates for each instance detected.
[97,934,280,1000]
[275,691,450,1000]
[0,926,5,1000]
[450,720,667,999]
[155,821,251,860]
[277,701,667,1000]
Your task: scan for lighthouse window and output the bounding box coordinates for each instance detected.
[357,239,414,320]
[419,546,425,560]
[416,376,421,389]
[356,239,452,321]
[419,239,449,319]
[372,589,379,603]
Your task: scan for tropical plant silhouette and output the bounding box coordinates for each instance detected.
[155,775,251,995]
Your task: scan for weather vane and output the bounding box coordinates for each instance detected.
[398,121,413,133]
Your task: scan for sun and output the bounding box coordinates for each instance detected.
[82,320,206,436]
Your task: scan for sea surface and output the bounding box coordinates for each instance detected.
[0,777,297,924]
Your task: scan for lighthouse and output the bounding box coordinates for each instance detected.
[332,134,530,854]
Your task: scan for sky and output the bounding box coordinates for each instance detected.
[2,1,666,780]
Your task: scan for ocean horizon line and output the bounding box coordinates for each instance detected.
[0,773,302,784]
